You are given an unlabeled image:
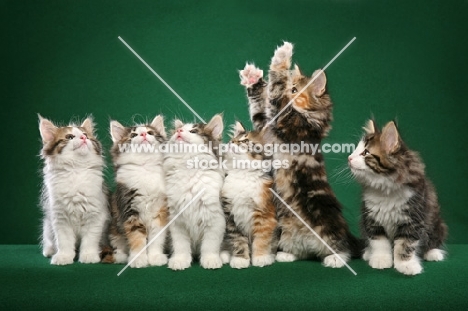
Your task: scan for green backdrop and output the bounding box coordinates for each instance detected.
[3,0,467,245]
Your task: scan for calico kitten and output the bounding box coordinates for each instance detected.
[106,116,169,268]
[39,115,109,265]
[239,42,360,267]
[164,114,225,270]
[348,120,447,275]
[222,121,277,269]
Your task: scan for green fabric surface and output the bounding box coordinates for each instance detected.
[1,245,467,310]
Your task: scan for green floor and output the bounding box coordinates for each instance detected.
[1,245,467,310]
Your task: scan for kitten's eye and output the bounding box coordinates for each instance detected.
[147,131,154,136]
[240,139,249,144]
[130,133,138,138]
[65,134,75,140]
[189,129,197,134]
[292,87,298,94]
[361,149,370,156]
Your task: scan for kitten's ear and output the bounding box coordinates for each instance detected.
[38,114,57,143]
[292,64,303,78]
[311,69,327,96]
[205,114,224,140]
[151,115,166,138]
[173,119,184,129]
[363,119,378,135]
[81,116,95,135]
[380,121,400,154]
[110,120,126,143]
[232,121,246,137]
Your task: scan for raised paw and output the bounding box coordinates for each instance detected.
[424,249,445,262]
[323,254,349,268]
[240,63,263,87]
[252,254,275,267]
[168,254,192,271]
[394,258,423,275]
[51,252,74,265]
[79,252,101,264]
[271,42,293,70]
[368,254,393,269]
[148,253,168,266]
[200,254,223,269]
[230,257,250,269]
[275,251,297,262]
[129,253,148,268]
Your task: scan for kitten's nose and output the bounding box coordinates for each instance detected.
[140,132,147,137]
[80,135,87,141]
[348,156,352,163]
[177,128,183,133]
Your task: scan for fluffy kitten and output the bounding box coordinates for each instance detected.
[164,114,225,270]
[348,120,447,275]
[39,115,109,265]
[239,42,360,267]
[107,116,169,268]
[222,121,277,269]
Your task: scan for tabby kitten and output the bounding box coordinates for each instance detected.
[348,120,447,275]
[239,42,360,267]
[107,116,169,268]
[164,114,225,270]
[222,121,277,269]
[39,115,109,265]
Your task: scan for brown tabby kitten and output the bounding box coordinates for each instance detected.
[221,121,278,269]
[239,42,361,267]
[348,120,447,275]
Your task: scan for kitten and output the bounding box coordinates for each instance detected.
[222,121,277,269]
[164,114,225,270]
[107,116,169,268]
[348,120,447,275]
[39,115,109,265]
[239,42,361,267]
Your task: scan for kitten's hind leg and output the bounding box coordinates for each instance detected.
[275,251,297,262]
[240,63,269,131]
[424,248,445,261]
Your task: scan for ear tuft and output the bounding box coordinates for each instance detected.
[311,69,327,96]
[380,121,401,154]
[151,115,166,138]
[205,114,224,140]
[110,120,126,143]
[38,115,57,143]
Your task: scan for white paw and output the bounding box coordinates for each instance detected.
[42,246,56,258]
[168,254,192,271]
[79,252,101,264]
[323,254,348,268]
[129,253,148,268]
[113,252,128,264]
[362,248,371,261]
[275,251,297,262]
[271,42,293,69]
[424,249,445,261]
[148,253,168,266]
[51,252,74,265]
[240,63,263,86]
[394,258,423,275]
[230,257,250,269]
[200,254,223,269]
[368,254,393,269]
[220,251,231,264]
[252,254,275,267]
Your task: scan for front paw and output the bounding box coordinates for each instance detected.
[129,253,148,268]
[323,254,348,268]
[230,257,250,269]
[271,42,293,70]
[275,251,297,262]
[79,252,101,264]
[394,258,423,275]
[252,254,275,267]
[168,254,192,271]
[368,254,393,269]
[240,63,263,87]
[200,254,223,269]
[148,253,168,266]
[51,252,75,265]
